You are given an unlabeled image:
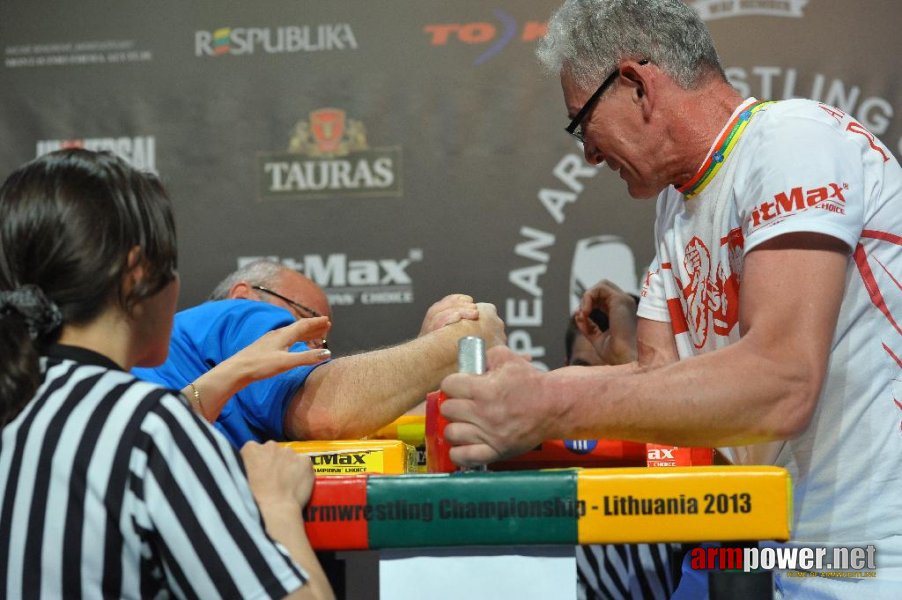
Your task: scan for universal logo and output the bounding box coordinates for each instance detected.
[36,136,156,173]
[688,0,808,20]
[257,108,402,200]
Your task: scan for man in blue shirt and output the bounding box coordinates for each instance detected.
[135,260,504,448]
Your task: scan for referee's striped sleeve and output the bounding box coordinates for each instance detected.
[132,391,307,598]
[1,363,308,599]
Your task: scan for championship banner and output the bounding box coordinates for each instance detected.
[303,466,792,550]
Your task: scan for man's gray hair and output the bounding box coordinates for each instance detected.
[209,260,286,300]
[536,0,724,91]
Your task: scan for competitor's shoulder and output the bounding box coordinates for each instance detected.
[173,299,294,344]
[739,99,856,166]
[754,98,849,133]
[183,298,292,324]
[175,298,263,321]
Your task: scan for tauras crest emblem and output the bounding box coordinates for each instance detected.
[289,108,367,158]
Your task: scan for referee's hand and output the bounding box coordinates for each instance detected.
[241,441,315,508]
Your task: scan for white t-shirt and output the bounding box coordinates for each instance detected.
[638,98,902,593]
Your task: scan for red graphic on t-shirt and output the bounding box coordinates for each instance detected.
[681,237,712,348]
[713,228,743,336]
[856,230,902,431]
[818,103,890,162]
[674,231,743,348]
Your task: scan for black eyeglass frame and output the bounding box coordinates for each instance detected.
[565,59,649,142]
[251,285,323,319]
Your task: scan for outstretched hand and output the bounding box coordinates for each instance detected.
[225,315,333,385]
[186,316,332,422]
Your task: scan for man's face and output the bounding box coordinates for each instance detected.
[561,68,663,199]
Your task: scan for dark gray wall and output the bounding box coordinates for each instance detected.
[2,0,899,368]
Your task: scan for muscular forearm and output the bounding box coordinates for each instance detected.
[286,318,487,440]
[549,336,820,447]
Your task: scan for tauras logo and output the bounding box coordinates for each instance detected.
[238,250,421,306]
[195,24,357,56]
[258,108,402,199]
[749,182,848,229]
[36,136,156,173]
[689,0,808,21]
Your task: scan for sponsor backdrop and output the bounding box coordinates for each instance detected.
[2,0,900,369]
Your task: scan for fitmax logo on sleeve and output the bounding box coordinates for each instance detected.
[748,182,848,231]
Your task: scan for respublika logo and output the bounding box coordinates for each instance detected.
[423,9,547,65]
[237,251,421,306]
[688,0,808,21]
[195,24,357,57]
[35,136,156,172]
[257,108,402,200]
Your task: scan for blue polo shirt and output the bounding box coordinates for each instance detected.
[133,299,325,448]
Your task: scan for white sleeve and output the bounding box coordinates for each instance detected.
[636,257,669,323]
[736,111,866,253]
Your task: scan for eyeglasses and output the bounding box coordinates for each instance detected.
[565,59,648,143]
[252,285,328,349]
[252,285,324,319]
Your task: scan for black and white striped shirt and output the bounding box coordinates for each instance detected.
[577,543,679,600]
[0,345,306,599]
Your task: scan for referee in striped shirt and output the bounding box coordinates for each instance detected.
[0,149,333,599]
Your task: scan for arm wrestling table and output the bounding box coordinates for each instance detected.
[300,466,791,599]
